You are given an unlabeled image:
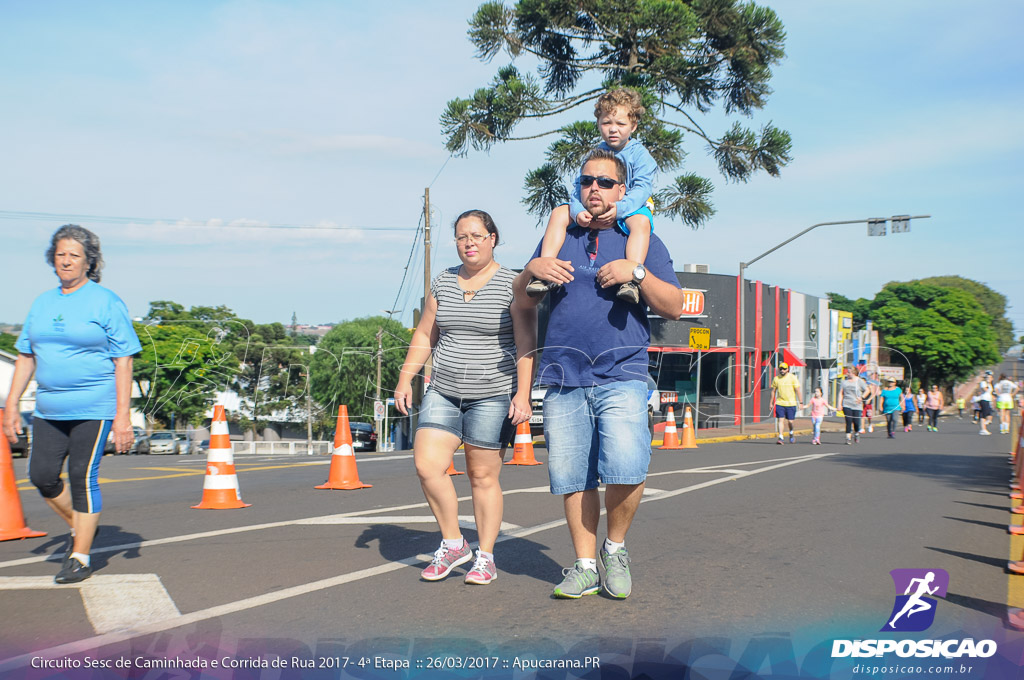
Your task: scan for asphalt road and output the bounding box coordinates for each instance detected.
[0,415,1019,679]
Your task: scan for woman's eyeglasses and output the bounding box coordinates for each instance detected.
[454,233,491,245]
[580,175,621,190]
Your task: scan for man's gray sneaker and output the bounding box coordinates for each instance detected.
[600,547,632,599]
[553,562,600,599]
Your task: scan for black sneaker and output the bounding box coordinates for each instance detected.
[55,556,92,584]
[616,281,640,304]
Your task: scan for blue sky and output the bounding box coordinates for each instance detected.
[2,1,1022,340]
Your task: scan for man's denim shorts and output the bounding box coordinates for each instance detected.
[417,387,513,450]
[542,380,652,494]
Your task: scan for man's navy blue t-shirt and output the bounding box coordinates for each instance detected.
[533,225,680,388]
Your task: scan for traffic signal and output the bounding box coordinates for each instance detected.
[867,218,887,237]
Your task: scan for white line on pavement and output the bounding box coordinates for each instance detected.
[0,574,180,634]
[0,452,832,671]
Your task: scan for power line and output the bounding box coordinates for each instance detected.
[0,210,416,232]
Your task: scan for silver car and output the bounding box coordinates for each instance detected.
[147,431,181,455]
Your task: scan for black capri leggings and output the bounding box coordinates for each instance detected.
[845,409,862,434]
[902,411,914,427]
[926,408,939,429]
[29,418,111,513]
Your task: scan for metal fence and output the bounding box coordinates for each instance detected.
[231,441,334,456]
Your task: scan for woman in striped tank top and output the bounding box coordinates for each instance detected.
[394,210,536,586]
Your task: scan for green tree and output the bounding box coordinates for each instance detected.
[0,332,16,355]
[825,292,871,328]
[226,321,311,429]
[867,282,1000,389]
[915,275,1014,351]
[133,318,237,429]
[309,316,412,424]
[442,0,792,225]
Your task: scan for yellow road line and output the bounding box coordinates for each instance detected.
[15,460,330,491]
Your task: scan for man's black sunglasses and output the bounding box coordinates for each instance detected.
[580,175,621,190]
[585,229,599,255]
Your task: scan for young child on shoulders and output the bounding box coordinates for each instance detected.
[526,87,657,304]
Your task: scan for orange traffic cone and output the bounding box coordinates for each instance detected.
[506,421,542,466]
[659,406,682,449]
[446,460,465,476]
[678,407,698,449]
[0,408,46,541]
[192,405,251,509]
[316,406,372,490]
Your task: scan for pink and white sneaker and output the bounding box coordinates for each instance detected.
[421,541,473,581]
[464,550,497,585]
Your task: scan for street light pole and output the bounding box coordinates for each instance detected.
[737,215,930,434]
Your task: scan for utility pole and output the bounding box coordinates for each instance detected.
[421,187,432,384]
[375,327,383,452]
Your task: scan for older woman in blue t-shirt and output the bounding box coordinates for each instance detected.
[2,225,141,584]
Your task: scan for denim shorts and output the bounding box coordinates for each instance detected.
[542,380,651,494]
[774,404,796,420]
[417,387,513,450]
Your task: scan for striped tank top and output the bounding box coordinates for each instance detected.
[429,265,517,399]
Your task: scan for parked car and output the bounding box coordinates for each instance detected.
[349,422,377,452]
[147,431,182,455]
[128,426,150,455]
[194,439,210,456]
[175,433,193,454]
[8,412,33,458]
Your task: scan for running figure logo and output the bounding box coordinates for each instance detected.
[882,568,949,632]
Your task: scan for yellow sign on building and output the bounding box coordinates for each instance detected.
[689,327,710,350]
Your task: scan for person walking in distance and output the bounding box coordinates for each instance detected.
[515,148,684,599]
[880,378,903,439]
[976,372,994,435]
[924,384,944,432]
[995,374,1019,434]
[840,366,871,445]
[801,386,833,445]
[917,388,927,425]
[902,386,916,432]
[771,362,802,445]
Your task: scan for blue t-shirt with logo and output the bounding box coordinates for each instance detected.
[16,281,142,420]
[533,225,680,387]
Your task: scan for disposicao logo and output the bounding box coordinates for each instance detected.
[882,568,948,632]
[831,568,997,659]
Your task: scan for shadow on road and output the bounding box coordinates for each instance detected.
[831,452,1005,490]
[28,524,143,570]
[353,524,565,582]
[943,515,1013,532]
[926,545,1005,570]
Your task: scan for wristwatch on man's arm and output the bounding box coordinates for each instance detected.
[631,263,647,286]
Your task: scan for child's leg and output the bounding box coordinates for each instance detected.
[538,205,571,261]
[623,214,651,265]
[615,214,651,304]
[526,206,572,297]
